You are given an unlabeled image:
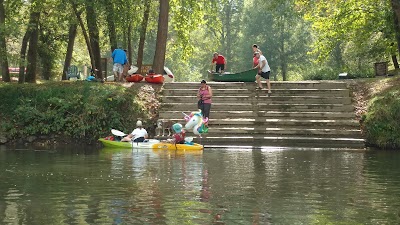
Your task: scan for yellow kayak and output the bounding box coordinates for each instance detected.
[99,138,203,151]
[152,142,203,151]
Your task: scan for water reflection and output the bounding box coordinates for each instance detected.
[0,147,400,224]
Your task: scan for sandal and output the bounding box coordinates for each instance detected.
[255,87,262,90]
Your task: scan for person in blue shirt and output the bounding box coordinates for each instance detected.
[111,47,128,82]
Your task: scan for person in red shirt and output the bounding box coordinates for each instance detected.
[211,52,226,73]
[252,44,262,67]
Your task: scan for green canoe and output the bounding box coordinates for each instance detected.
[208,68,258,82]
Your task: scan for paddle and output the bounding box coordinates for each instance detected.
[111,129,127,137]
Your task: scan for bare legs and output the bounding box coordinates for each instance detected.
[255,75,272,93]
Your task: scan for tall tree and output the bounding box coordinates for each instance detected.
[0,0,10,82]
[85,0,102,78]
[153,0,169,74]
[296,0,394,68]
[71,1,95,72]
[62,22,78,80]
[137,0,150,72]
[25,11,40,83]
[391,0,400,66]
[218,0,244,64]
[104,0,117,51]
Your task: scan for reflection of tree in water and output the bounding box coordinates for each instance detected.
[200,169,210,202]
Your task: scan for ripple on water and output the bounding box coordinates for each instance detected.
[1,148,400,224]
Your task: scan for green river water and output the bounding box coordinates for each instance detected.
[0,146,400,225]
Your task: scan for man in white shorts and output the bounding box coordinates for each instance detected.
[254,51,272,93]
[111,47,128,82]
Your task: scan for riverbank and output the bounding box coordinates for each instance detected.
[0,78,399,149]
[347,76,400,149]
[0,81,162,149]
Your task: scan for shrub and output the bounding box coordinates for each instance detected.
[0,82,159,142]
[363,89,400,149]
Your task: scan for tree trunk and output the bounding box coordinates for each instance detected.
[224,4,232,61]
[280,16,286,81]
[392,11,400,69]
[0,0,10,82]
[104,0,117,51]
[25,12,40,83]
[391,54,399,69]
[127,23,132,64]
[153,0,169,74]
[71,2,95,70]
[62,22,78,80]
[86,1,102,78]
[18,30,30,83]
[391,0,400,57]
[137,0,150,72]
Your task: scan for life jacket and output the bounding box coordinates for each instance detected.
[174,132,185,144]
[104,136,115,141]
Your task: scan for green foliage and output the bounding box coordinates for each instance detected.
[0,82,157,142]
[302,67,338,80]
[363,88,400,149]
[296,0,393,65]
[1,0,398,82]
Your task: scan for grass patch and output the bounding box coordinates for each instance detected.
[348,76,400,149]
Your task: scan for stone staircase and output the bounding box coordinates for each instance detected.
[159,81,365,149]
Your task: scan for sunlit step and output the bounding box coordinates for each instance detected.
[159,111,356,119]
[163,81,348,89]
[161,103,355,112]
[163,96,352,104]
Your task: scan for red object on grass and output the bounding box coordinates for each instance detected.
[145,74,164,84]
[126,74,144,82]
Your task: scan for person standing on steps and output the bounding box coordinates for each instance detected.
[197,80,212,125]
[254,51,272,93]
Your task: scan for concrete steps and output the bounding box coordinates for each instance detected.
[163,96,352,104]
[162,89,350,97]
[160,111,356,119]
[157,81,365,149]
[162,103,355,112]
[192,136,365,148]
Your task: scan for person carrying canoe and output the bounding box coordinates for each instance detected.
[121,120,148,142]
[165,123,186,144]
[211,52,226,74]
[254,51,272,93]
[252,44,263,68]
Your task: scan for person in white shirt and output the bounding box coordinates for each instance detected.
[121,120,148,142]
[254,51,272,93]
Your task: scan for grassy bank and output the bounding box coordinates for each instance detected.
[349,76,400,149]
[0,81,160,144]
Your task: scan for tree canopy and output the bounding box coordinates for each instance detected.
[1,0,399,82]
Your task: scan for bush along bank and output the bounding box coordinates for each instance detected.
[362,86,400,149]
[0,82,161,147]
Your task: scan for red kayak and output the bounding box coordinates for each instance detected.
[145,74,164,84]
[126,74,144,82]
